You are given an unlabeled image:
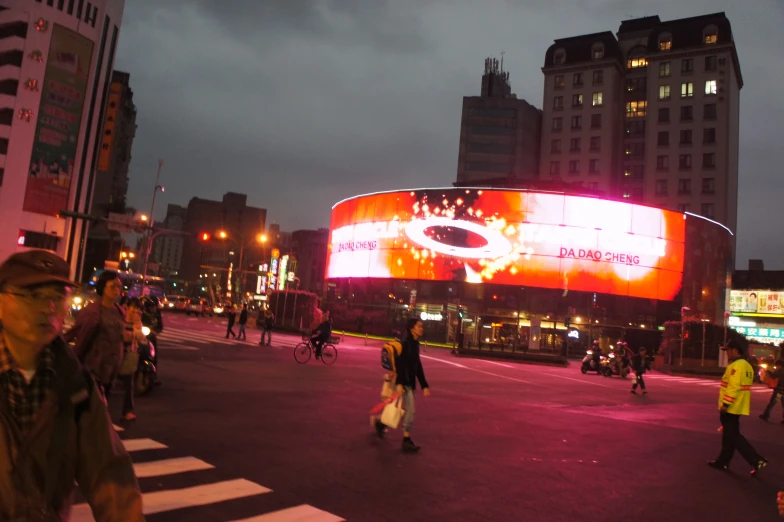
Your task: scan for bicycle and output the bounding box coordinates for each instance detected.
[294,335,339,365]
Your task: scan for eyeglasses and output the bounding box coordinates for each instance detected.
[3,290,69,306]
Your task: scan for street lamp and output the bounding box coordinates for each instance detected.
[701,318,710,366]
[680,306,691,366]
[141,159,165,285]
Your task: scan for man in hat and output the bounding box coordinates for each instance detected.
[0,250,143,520]
[708,343,768,476]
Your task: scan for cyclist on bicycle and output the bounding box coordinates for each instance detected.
[310,313,332,360]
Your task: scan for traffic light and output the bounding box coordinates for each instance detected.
[458,307,464,320]
[200,232,211,241]
[564,316,571,328]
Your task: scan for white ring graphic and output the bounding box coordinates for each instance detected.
[405,217,513,259]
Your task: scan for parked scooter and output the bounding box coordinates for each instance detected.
[134,325,157,396]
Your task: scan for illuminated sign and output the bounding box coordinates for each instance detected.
[732,326,784,342]
[728,316,756,327]
[567,329,580,339]
[287,271,295,282]
[730,290,784,315]
[420,311,443,321]
[327,189,686,300]
[269,249,280,293]
[278,255,289,290]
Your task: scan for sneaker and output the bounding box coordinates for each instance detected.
[707,460,728,471]
[750,458,768,477]
[374,420,386,439]
[402,438,420,453]
[759,414,769,421]
[123,412,137,421]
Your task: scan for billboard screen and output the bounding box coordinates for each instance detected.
[326,189,686,301]
[730,290,784,315]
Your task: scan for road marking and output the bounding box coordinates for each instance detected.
[474,359,515,369]
[420,354,466,368]
[536,371,613,388]
[122,438,167,452]
[158,344,200,351]
[134,456,215,478]
[70,479,271,520]
[230,504,346,521]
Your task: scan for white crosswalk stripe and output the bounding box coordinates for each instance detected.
[71,435,345,521]
[644,373,769,390]
[156,327,368,353]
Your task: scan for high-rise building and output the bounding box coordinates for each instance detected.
[291,228,328,294]
[181,193,266,282]
[82,69,136,278]
[151,204,187,278]
[539,13,742,232]
[455,57,542,186]
[0,1,126,278]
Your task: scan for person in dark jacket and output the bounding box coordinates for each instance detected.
[260,309,275,346]
[395,317,431,452]
[0,250,143,520]
[631,347,651,395]
[759,359,784,422]
[311,315,332,359]
[226,304,237,339]
[237,304,248,341]
[64,270,126,401]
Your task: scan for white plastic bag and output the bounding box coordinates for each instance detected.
[381,396,405,429]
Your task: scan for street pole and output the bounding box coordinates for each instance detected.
[291,277,300,327]
[142,159,164,285]
[680,306,690,367]
[236,241,245,303]
[701,319,707,367]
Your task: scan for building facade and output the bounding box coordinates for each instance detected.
[540,13,741,233]
[455,57,542,186]
[151,203,187,278]
[181,192,267,283]
[0,0,126,278]
[290,228,328,294]
[82,69,136,278]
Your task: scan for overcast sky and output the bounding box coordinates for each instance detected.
[114,0,784,269]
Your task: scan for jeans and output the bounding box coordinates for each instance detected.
[226,322,236,338]
[261,328,272,345]
[402,386,416,433]
[632,372,646,391]
[762,390,784,419]
[117,374,134,415]
[716,411,761,466]
[237,324,247,340]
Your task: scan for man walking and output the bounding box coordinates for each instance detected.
[759,359,784,422]
[630,347,650,395]
[708,343,768,476]
[0,250,143,520]
[259,308,274,346]
[225,304,237,339]
[237,304,248,341]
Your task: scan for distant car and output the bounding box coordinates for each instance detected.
[171,296,188,312]
[185,298,212,317]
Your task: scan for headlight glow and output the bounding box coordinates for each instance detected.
[73,296,82,304]
[141,326,151,336]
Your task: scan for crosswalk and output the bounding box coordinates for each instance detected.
[644,373,770,391]
[70,434,345,522]
[156,327,368,353]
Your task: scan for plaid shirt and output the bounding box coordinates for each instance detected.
[0,336,56,435]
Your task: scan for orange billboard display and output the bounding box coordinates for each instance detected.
[327,189,686,301]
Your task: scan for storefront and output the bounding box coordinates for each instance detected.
[324,188,733,356]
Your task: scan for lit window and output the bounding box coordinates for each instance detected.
[681,82,694,98]
[704,26,718,45]
[659,85,670,100]
[625,100,647,118]
[705,80,717,95]
[592,92,603,106]
[554,75,564,89]
[572,94,583,107]
[659,62,671,77]
[627,56,648,69]
[659,39,672,51]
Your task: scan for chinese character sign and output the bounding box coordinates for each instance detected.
[730,290,784,315]
[327,189,686,301]
[23,24,94,216]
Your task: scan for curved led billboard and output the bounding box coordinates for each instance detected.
[327,189,686,301]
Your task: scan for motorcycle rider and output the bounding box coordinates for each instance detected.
[142,297,162,386]
[631,347,650,394]
[591,340,602,370]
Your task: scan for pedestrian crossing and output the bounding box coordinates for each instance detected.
[156,327,369,353]
[70,435,345,522]
[644,373,769,390]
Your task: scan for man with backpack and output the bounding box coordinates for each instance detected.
[0,250,143,520]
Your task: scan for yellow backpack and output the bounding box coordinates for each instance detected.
[381,340,402,372]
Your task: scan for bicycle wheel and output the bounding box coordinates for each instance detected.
[294,343,312,364]
[320,344,338,365]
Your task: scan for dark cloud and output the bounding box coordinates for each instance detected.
[114,1,784,267]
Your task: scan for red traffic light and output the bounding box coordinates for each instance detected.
[200,232,210,241]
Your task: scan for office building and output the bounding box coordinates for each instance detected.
[0,0,126,279]
[151,203,187,278]
[291,228,328,294]
[455,57,542,186]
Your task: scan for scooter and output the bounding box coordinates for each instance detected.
[605,352,632,378]
[134,326,158,397]
[581,350,612,376]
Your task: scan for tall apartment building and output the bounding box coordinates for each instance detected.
[455,57,542,186]
[82,70,137,279]
[151,203,187,278]
[540,13,741,232]
[291,228,328,294]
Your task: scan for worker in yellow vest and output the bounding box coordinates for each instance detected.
[708,344,768,476]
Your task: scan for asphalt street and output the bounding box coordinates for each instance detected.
[73,312,784,522]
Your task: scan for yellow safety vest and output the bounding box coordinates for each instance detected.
[718,358,754,415]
